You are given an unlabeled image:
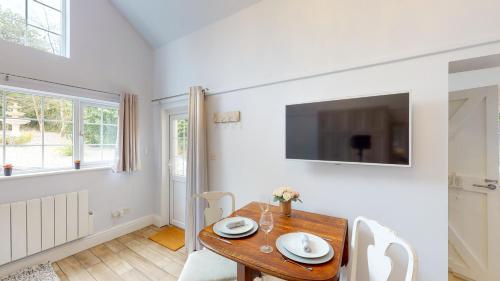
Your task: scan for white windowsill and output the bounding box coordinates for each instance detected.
[0,166,113,181]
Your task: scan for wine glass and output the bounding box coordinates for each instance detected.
[259,195,271,213]
[259,211,274,253]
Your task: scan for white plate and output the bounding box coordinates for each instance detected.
[276,235,334,265]
[213,218,259,239]
[281,232,330,258]
[215,217,254,235]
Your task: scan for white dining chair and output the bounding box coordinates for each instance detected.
[349,216,418,281]
[178,191,238,281]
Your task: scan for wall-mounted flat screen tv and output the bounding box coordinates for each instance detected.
[286,92,411,166]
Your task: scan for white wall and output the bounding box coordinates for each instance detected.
[154,0,500,98]
[153,0,500,280]
[0,0,155,238]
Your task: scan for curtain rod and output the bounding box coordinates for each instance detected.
[151,88,211,103]
[1,72,121,97]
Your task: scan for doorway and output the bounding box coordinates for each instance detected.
[448,55,500,281]
[169,113,188,229]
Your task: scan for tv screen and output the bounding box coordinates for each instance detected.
[286,92,410,166]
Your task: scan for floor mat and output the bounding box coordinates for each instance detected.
[1,263,58,281]
[149,226,185,251]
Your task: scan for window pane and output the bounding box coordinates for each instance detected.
[0,0,66,56]
[102,145,117,162]
[84,144,101,162]
[176,119,188,138]
[84,106,101,124]
[5,145,42,169]
[84,124,100,144]
[44,145,72,168]
[44,97,72,121]
[44,121,72,145]
[5,120,41,145]
[6,93,41,120]
[0,0,26,45]
[103,125,117,145]
[27,25,61,55]
[0,0,25,16]
[28,0,61,33]
[36,0,61,11]
[103,108,118,124]
[0,92,3,117]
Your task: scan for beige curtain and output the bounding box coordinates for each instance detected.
[116,93,140,172]
[185,86,208,253]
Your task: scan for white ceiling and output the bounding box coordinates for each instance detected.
[449,54,500,73]
[110,0,261,48]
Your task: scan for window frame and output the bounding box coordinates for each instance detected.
[79,101,120,167]
[0,85,119,174]
[0,0,69,57]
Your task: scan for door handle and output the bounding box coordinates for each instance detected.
[473,184,497,190]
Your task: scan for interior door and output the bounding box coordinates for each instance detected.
[449,86,500,281]
[169,114,188,229]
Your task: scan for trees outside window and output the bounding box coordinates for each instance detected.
[82,105,118,163]
[0,88,118,172]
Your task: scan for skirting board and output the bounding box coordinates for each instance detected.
[152,215,168,228]
[0,214,155,277]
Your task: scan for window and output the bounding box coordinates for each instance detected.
[82,104,118,163]
[0,0,68,56]
[171,117,187,177]
[0,87,118,173]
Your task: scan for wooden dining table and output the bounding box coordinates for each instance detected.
[198,202,349,281]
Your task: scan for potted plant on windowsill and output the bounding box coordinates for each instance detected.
[273,186,302,217]
[3,164,13,176]
[74,160,81,170]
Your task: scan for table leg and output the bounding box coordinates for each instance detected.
[237,263,260,281]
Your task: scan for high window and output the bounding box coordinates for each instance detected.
[0,0,68,56]
[0,87,118,173]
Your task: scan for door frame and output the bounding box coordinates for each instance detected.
[158,96,189,227]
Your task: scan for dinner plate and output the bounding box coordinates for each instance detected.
[213,218,258,239]
[281,232,330,258]
[276,235,334,265]
[215,217,255,235]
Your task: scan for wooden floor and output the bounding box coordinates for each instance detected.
[449,272,467,281]
[53,225,187,281]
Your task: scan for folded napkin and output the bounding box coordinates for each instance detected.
[301,233,312,253]
[226,219,246,229]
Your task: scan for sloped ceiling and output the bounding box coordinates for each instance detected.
[110,0,261,48]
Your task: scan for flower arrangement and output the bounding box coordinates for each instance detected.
[3,163,13,169]
[273,186,302,203]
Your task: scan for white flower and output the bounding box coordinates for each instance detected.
[283,192,292,201]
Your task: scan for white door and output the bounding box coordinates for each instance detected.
[449,86,500,281]
[169,114,188,229]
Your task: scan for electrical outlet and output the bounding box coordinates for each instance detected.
[111,210,121,218]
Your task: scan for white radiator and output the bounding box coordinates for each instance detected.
[0,190,93,266]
